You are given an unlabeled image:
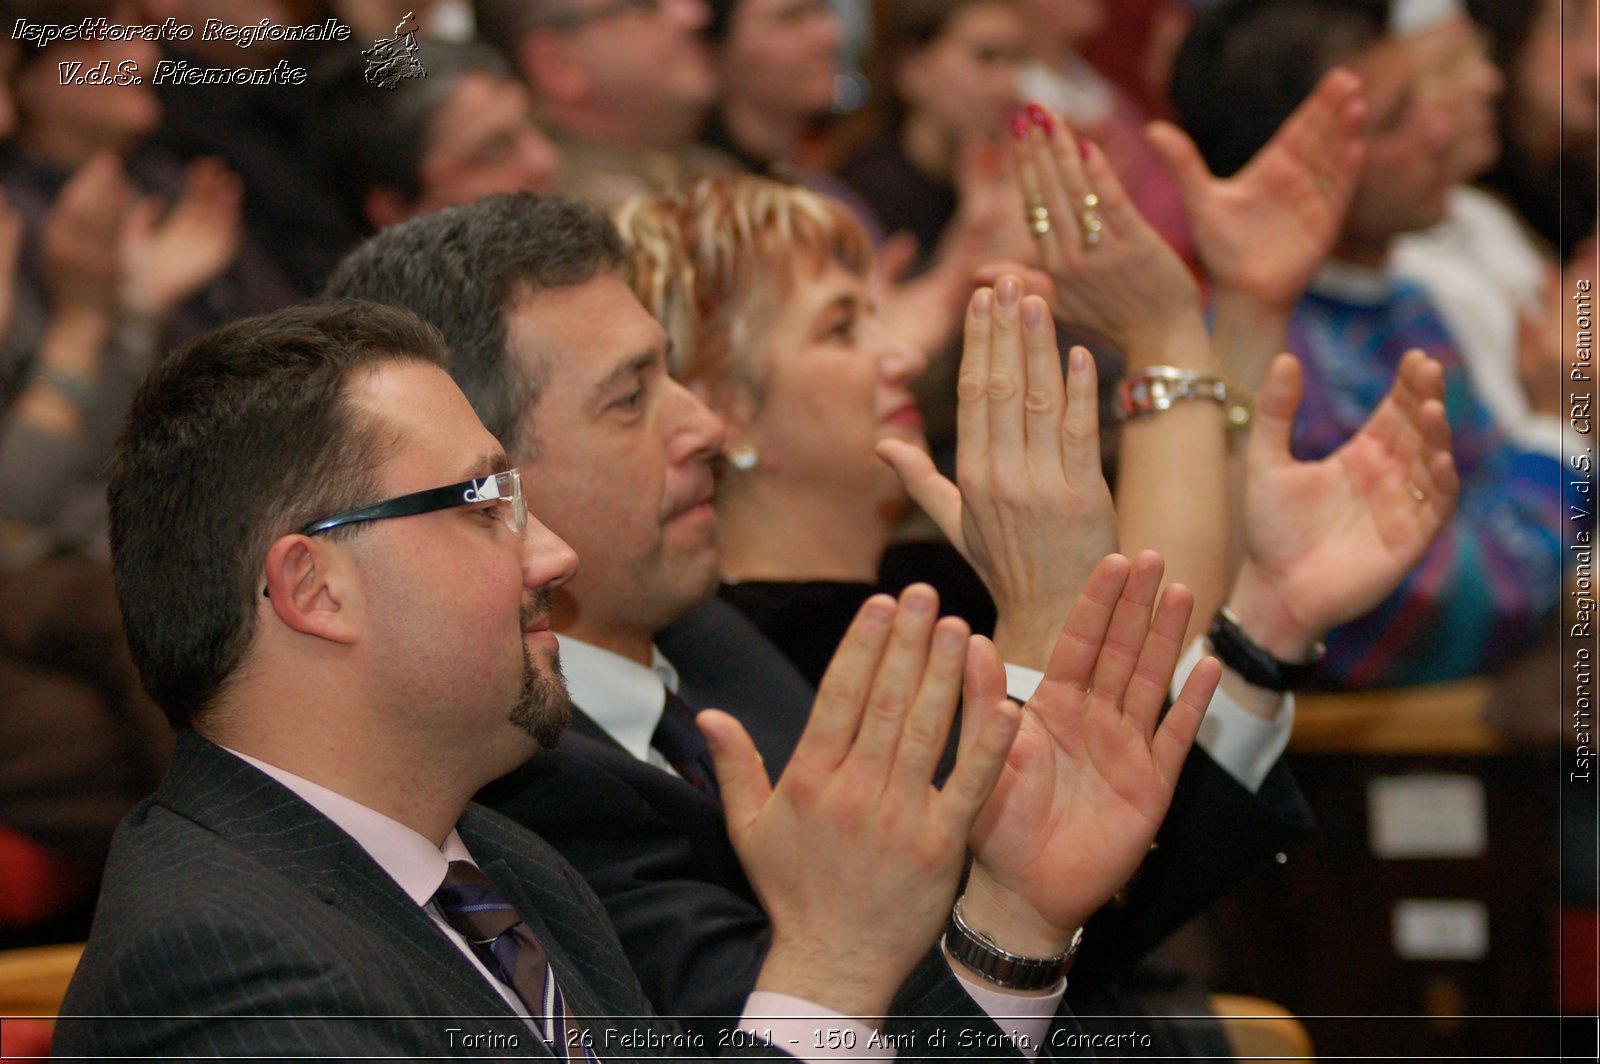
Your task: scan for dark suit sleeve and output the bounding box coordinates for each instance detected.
[483,742,772,1042]
[1070,750,1314,989]
[885,947,1090,1061]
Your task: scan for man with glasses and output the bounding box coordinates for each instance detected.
[474,0,737,208]
[58,298,1221,1057]
[324,193,1398,1046]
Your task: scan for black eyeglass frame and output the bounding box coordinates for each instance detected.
[298,469,525,537]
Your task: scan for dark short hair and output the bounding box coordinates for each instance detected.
[108,301,450,729]
[322,194,627,458]
[1171,0,1390,177]
[308,42,519,226]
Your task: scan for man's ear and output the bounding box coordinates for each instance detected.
[522,30,592,103]
[261,535,359,645]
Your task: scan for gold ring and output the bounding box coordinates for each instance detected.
[1028,202,1052,237]
[1408,482,1427,503]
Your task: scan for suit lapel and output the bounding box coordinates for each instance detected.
[158,732,536,1030]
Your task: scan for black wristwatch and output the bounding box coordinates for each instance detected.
[1206,606,1324,691]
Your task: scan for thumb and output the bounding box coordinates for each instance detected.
[1248,353,1303,469]
[876,439,964,545]
[1144,120,1213,210]
[697,708,772,835]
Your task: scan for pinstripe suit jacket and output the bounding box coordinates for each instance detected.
[55,731,1078,1061]
[51,730,785,1060]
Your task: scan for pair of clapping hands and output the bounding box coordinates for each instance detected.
[685,73,1461,1021]
[700,262,1454,1021]
[1,152,243,336]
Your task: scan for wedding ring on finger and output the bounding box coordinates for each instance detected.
[1026,197,1052,237]
[1079,193,1104,249]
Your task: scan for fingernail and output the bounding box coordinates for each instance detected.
[864,597,895,624]
[904,585,935,613]
[1026,103,1054,134]
[1010,110,1030,142]
[1070,345,1088,372]
[1079,137,1094,161]
[937,624,964,651]
[972,288,992,318]
[996,277,1020,307]
[1022,297,1044,331]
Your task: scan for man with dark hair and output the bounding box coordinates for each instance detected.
[471,0,734,208]
[1169,0,1563,685]
[308,43,562,232]
[60,297,1220,1056]
[323,193,1334,1039]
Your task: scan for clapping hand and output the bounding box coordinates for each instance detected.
[878,278,1117,669]
[119,157,243,319]
[957,552,1221,952]
[1226,351,1458,659]
[700,585,1019,1020]
[985,105,1204,365]
[42,152,127,319]
[1147,68,1366,389]
[1147,67,1366,316]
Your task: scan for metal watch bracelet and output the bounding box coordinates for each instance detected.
[944,898,1082,991]
[1116,365,1251,429]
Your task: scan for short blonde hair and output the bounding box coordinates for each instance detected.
[615,175,875,402]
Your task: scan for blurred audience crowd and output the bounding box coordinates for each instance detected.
[0,0,1591,1043]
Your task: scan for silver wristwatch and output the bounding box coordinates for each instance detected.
[1116,365,1250,428]
[944,899,1083,991]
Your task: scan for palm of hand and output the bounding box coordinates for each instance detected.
[1193,156,1338,312]
[122,204,240,315]
[968,683,1171,933]
[1245,430,1436,635]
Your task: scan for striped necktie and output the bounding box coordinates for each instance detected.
[651,688,720,799]
[432,860,600,1061]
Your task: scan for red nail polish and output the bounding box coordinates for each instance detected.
[1079,137,1096,161]
[1010,111,1030,142]
[1026,103,1054,134]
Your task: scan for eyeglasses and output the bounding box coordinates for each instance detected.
[299,468,526,537]
[538,0,661,30]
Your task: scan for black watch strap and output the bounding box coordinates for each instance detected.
[1206,606,1323,691]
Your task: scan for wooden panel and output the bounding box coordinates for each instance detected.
[1293,680,1501,754]
[0,943,83,1018]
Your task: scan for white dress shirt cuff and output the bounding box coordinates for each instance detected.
[945,946,1063,1060]
[1177,637,1294,792]
[1003,662,1045,702]
[743,992,893,1061]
